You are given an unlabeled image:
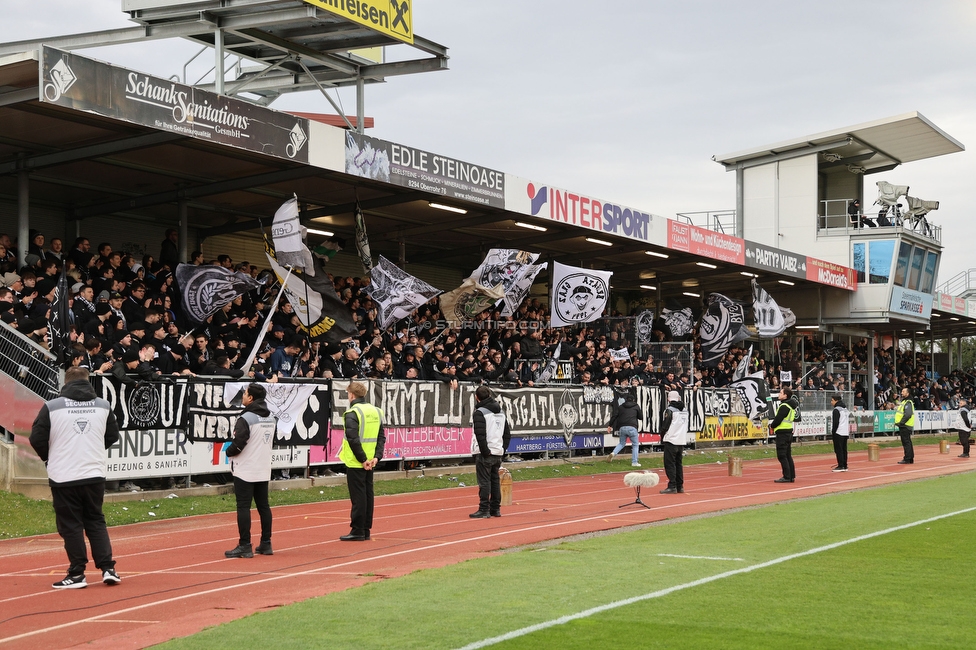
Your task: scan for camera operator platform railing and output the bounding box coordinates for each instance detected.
[818,199,942,244]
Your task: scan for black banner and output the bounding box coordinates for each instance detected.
[93,376,190,430]
[186,380,330,446]
[329,379,475,428]
[41,47,309,164]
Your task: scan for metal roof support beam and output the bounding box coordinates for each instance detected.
[0,87,38,108]
[69,165,318,220]
[303,192,426,219]
[296,58,355,130]
[0,132,183,176]
[717,138,853,172]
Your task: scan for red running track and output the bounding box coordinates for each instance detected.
[1,447,973,649]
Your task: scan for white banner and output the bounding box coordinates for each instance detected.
[550,261,612,327]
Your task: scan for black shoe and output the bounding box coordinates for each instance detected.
[677,488,684,494]
[52,574,86,589]
[255,542,273,555]
[364,531,371,540]
[489,511,501,517]
[339,533,366,541]
[225,544,253,558]
[469,510,491,519]
[959,454,970,458]
[897,460,913,465]
[660,487,678,494]
[774,477,793,483]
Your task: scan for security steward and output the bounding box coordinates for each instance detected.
[339,381,385,541]
[895,387,916,464]
[770,387,799,483]
[956,398,972,458]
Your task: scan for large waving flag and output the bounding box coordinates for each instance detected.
[270,196,315,273]
[439,277,505,326]
[550,261,612,327]
[365,255,442,329]
[354,203,374,275]
[751,279,794,338]
[501,263,544,317]
[661,307,694,339]
[729,370,772,423]
[469,248,540,315]
[698,293,750,367]
[265,249,357,344]
[47,267,70,367]
[176,263,263,324]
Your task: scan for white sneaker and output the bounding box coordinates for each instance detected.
[631,462,642,467]
[102,569,122,585]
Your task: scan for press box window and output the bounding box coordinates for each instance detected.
[908,246,926,290]
[868,240,894,284]
[920,251,939,294]
[852,243,866,284]
[893,242,912,287]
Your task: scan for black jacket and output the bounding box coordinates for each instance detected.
[770,396,800,430]
[473,396,511,457]
[610,396,642,430]
[226,398,271,457]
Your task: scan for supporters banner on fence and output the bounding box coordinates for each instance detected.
[550,262,612,327]
[493,385,615,444]
[176,263,263,324]
[320,380,476,462]
[186,380,330,445]
[93,376,190,430]
[366,256,442,329]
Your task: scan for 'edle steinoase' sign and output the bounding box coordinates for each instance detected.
[40,47,309,164]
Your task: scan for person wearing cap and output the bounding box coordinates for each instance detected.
[829,394,850,472]
[338,381,385,541]
[469,385,511,519]
[110,349,142,385]
[607,388,643,467]
[83,303,114,341]
[108,292,127,327]
[660,390,690,494]
[223,383,277,558]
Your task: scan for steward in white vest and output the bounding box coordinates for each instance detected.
[830,394,850,472]
[224,383,277,559]
[660,391,689,494]
[955,398,972,458]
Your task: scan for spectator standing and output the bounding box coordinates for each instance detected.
[338,381,385,541]
[830,394,850,472]
[954,398,971,459]
[28,367,122,589]
[224,384,277,558]
[159,229,179,271]
[660,390,689,494]
[469,386,512,519]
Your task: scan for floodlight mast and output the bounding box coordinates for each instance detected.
[0,0,448,131]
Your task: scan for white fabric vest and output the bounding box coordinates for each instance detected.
[231,411,277,482]
[45,396,112,484]
[472,407,507,456]
[834,405,850,437]
[956,407,971,432]
[662,406,690,446]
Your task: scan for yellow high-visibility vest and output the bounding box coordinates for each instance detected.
[896,400,915,428]
[339,403,382,468]
[773,402,796,432]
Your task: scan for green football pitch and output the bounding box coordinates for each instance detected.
[160,471,976,650]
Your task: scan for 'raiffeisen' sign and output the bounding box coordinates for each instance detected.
[305,0,413,44]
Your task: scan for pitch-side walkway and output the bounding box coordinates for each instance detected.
[1,446,972,649]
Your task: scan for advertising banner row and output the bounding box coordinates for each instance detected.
[89,378,965,481]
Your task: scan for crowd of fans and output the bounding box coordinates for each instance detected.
[1,228,973,417]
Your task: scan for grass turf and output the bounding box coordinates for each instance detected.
[156,467,976,650]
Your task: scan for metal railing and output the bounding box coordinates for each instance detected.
[675,210,736,235]
[0,321,62,399]
[818,199,941,244]
[937,269,976,298]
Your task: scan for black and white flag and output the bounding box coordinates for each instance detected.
[550,261,612,327]
[271,196,315,273]
[733,345,753,381]
[440,278,505,326]
[469,248,540,316]
[501,263,544,318]
[661,307,694,339]
[265,252,358,344]
[536,342,562,385]
[752,279,794,338]
[698,293,750,367]
[635,309,655,353]
[728,370,771,423]
[365,255,442,329]
[176,263,263,324]
[47,267,70,367]
[354,203,374,275]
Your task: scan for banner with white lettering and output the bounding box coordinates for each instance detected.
[186,380,330,445]
[93,376,190,430]
[550,262,612,328]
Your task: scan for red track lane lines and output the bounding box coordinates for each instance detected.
[1,450,972,649]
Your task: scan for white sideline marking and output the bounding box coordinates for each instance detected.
[656,554,744,562]
[455,505,976,650]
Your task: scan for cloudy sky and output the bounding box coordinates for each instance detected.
[4,1,975,286]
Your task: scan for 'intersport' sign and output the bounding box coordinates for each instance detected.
[41,47,309,164]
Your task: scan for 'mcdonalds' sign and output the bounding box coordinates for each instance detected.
[41,47,309,164]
